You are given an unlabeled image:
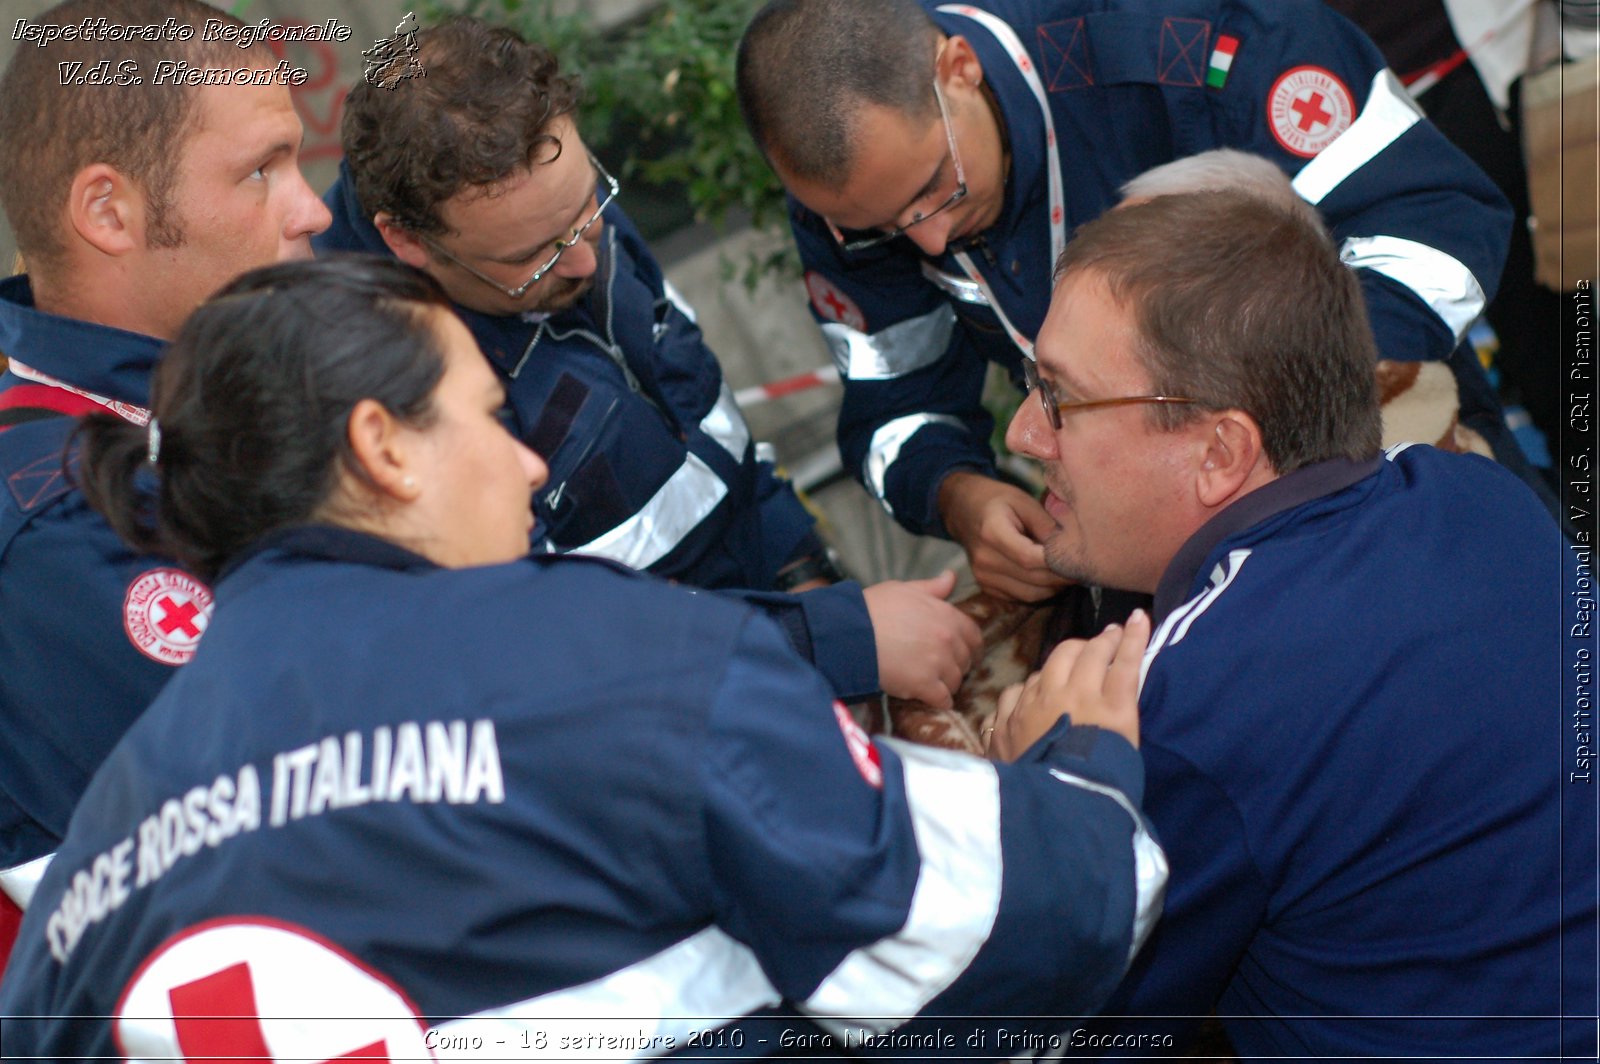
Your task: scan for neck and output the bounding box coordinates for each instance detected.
[30,262,169,340]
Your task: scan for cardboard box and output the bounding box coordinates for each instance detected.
[1522,56,1599,292]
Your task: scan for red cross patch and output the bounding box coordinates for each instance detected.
[833,700,883,789]
[115,917,433,1062]
[1267,66,1354,157]
[804,272,866,332]
[123,568,214,666]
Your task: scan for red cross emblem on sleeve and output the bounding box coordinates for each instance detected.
[1267,66,1354,158]
[115,917,434,1063]
[805,271,867,332]
[122,568,214,666]
[833,701,884,789]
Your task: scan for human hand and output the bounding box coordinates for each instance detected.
[937,471,1070,603]
[863,570,984,709]
[985,609,1150,761]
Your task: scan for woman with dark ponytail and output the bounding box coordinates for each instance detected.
[77,256,486,581]
[2,256,1154,1057]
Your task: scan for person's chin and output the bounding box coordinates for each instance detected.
[1041,536,1090,587]
[950,202,998,247]
[539,276,593,312]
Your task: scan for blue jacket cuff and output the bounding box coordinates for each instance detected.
[1023,717,1146,808]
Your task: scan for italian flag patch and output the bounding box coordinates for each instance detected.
[1207,35,1240,89]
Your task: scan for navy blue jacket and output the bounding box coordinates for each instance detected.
[317,172,877,700]
[0,526,1165,1055]
[1087,445,1597,1057]
[789,0,1513,534]
[0,277,210,904]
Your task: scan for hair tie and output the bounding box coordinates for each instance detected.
[146,418,162,464]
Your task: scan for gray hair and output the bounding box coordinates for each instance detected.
[1118,149,1324,232]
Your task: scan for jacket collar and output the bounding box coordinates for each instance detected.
[323,160,394,257]
[218,523,439,589]
[1153,457,1383,622]
[0,275,165,407]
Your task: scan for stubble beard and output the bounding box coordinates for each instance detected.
[531,273,594,314]
[1039,481,1094,585]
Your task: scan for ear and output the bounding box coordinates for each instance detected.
[374,213,431,271]
[345,397,423,503]
[66,164,142,257]
[936,34,986,91]
[1196,411,1265,508]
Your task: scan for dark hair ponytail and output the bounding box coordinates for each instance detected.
[75,413,165,559]
[76,255,453,582]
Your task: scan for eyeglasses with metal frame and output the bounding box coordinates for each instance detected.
[828,78,968,253]
[1021,357,1199,431]
[421,152,620,300]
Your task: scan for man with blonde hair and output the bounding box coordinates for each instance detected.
[0,0,330,973]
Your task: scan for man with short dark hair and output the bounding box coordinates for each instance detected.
[0,0,331,972]
[736,0,1522,603]
[1002,188,1595,1057]
[317,16,982,711]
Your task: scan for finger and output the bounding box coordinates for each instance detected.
[1014,494,1062,541]
[975,542,1069,589]
[924,603,980,673]
[976,568,1059,605]
[1063,623,1124,700]
[1105,609,1151,701]
[913,658,958,709]
[937,654,965,704]
[952,611,983,659]
[995,682,1023,727]
[900,569,958,598]
[990,523,1050,567]
[949,633,975,676]
[1038,635,1091,689]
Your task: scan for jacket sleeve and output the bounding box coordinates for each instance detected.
[1215,0,1512,362]
[721,581,880,702]
[701,611,1167,1033]
[1075,740,1271,1053]
[789,204,998,536]
[0,490,188,874]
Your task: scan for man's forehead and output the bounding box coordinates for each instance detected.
[438,132,590,250]
[188,80,301,146]
[788,104,939,222]
[1043,270,1142,381]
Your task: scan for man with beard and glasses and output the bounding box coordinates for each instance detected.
[317,16,981,712]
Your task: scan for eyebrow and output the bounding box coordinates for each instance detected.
[244,139,294,176]
[262,118,307,164]
[1041,359,1089,399]
[488,177,597,266]
[882,157,945,229]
